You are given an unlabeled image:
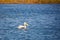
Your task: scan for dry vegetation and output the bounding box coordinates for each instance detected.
[0,0,60,4]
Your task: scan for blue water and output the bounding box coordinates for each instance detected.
[0,4,60,40]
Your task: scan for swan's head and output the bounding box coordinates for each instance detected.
[24,22,28,26]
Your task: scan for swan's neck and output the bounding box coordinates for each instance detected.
[24,25,27,27]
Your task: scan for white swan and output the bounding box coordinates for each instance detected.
[18,22,28,29]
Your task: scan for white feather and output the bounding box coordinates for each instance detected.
[18,22,28,29]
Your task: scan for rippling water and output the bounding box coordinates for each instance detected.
[0,4,60,40]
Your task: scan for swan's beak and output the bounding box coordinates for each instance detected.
[26,23,28,26]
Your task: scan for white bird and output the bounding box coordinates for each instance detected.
[18,22,28,30]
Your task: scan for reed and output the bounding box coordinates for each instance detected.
[0,0,60,4]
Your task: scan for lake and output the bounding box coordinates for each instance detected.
[0,4,60,40]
